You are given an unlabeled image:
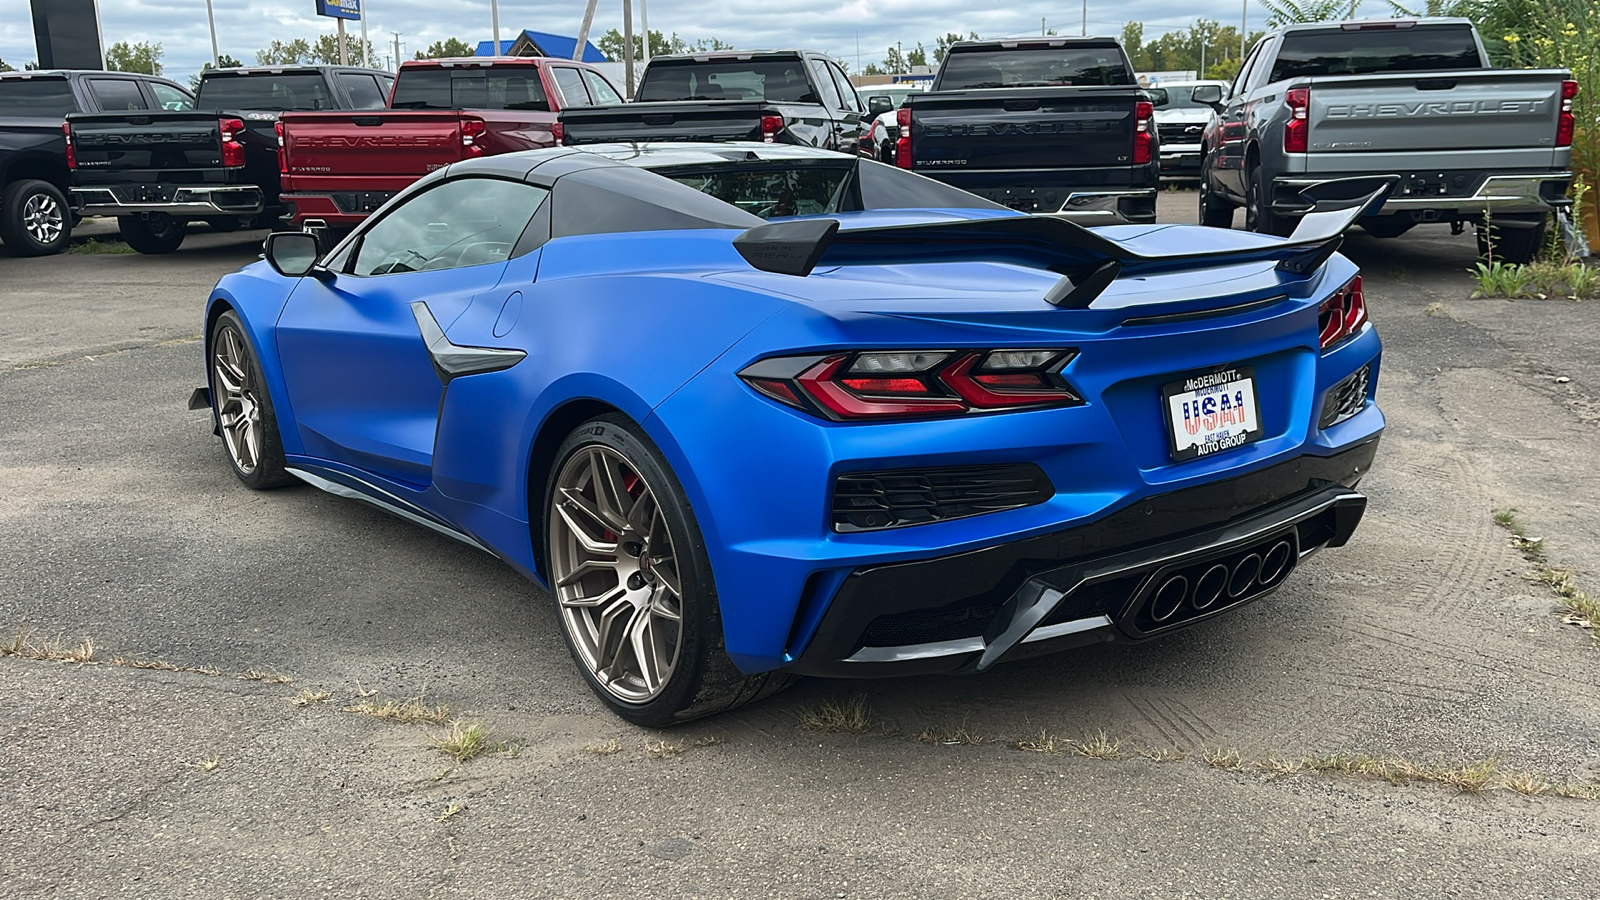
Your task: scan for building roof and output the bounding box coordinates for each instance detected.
[475,30,608,62]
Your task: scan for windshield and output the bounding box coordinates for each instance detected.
[391,67,550,110]
[1269,25,1481,81]
[938,46,1133,89]
[0,78,79,116]
[638,59,820,103]
[1154,85,1223,110]
[198,73,335,111]
[663,165,852,219]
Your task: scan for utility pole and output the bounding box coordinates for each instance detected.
[490,0,501,54]
[897,41,902,74]
[574,0,599,61]
[1041,16,1046,36]
[1241,0,1248,61]
[622,0,635,96]
[359,0,370,66]
[640,0,650,69]
[392,32,402,68]
[1082,0,1087,36]
[336,18,348,65]
[205,0,220,66]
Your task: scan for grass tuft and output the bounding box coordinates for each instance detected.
[1494,509,1599,639]
[2,627,95,663]
[67,238,136,255]
[344,696,451,725]
[436,802,465,822]
[583,738,623,757]
[1501,770,1551,797]
[917,723,991,746]
[1140,746,1187,763]
[1069,730,1123,760]
[644,736,721,758]
[290,689,332,707]
[240,669,294,685]
[430,720,512,763]
[795,693,873,734]
[1202,746,1245,770]
[1015,730,1067,754]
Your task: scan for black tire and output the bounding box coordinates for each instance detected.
[1197,159,1234,228]
[1245,159,1294,237]
[545,414,795,726]
[207,310,294,490]
[1476,214,1548,265]
[0,179,71,256]
[118,214,188,254]
[1359,216,1415,239]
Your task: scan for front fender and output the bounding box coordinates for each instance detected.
[203,261,305,455]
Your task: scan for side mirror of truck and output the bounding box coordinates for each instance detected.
[264,232,327,280]
[1191,84,1224,109]
[1147,88,1169,108]
[867,96,895,116]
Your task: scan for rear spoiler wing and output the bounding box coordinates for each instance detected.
[733,176,1397,309]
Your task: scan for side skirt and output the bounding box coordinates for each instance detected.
[286,465,493,555]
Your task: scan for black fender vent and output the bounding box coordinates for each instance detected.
[1319,364,1371,429]
[832,463,1054,532]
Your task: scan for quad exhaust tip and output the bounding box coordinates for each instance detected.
[1134,536,1301,632]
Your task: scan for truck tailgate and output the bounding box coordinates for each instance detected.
[279,110,466,190]
[560,101,768,144]
[909,87,1141,170]
[67,111,223,176]
[1308,69,1567,155]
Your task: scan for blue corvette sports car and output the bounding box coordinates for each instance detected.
[193,144,1386,724]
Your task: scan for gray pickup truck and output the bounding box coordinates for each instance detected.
[1195,18,1574,262]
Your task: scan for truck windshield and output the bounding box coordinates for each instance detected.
[391,67,550,110]
[198,74,335,110]
[938,46,1133,89]
[637,59,820,103]
[1269,25,1481,81]
[0,78,78,116]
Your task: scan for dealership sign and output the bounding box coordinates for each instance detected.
[315,0,361,20]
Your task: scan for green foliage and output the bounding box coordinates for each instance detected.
[190,55,242,91]
[105,41,163,76]
[1122,19,1262,78]
[1469,259,1597,299]
[1468,260,1532,297]
[861,63,885,76]
[414,38,475,60]
[882,45,908,74]
[1259,0,1359,26]
[907,43,928,68]
[933,32,981,64]
[256,39,313,65]
[256,35,373,66]
[0,58,14,73]
[598,30,731,61]
[1388,0,1483,15]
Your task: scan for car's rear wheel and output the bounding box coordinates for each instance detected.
[545,414,793,725]
[1,179,71,256]
[1197,158,1233,228]
[1245,159,1293,238]
[208,310,294,489]
[119,213,187,254]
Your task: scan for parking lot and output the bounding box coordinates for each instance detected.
[3,192,1598,897]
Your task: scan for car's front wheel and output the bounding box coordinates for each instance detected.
[545,414,793,725]
[1197,158,1233,228]
[208,310,294,489]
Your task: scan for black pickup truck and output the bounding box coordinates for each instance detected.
[65,65,393,253]
[0,69,194,255]
[560,50,869,153]
[896,39,1159,223]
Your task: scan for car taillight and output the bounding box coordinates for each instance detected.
[1284,87,1309,154]
[552,120,565,145]
[275,120,287,174]
[1133,100,1154,165]
[739,349,1081,420]
[760,114,784,143]
[62,121,75,169]
[1318,275,1367,352]
[1556,79,1577,148]
[219,117,246,168]
[895,107,912,169]
[461,117,486,156]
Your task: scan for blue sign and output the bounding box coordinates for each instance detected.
[315,0,360,20]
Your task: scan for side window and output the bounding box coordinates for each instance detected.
[149,82,194,110]
[376,75,395,102]
[807,59,843,109]
[338,73,387,109]
[1230,43,1262,100]
[550,67,592,106]
[351,178,551,276]
[86,79,149,111]
[580,70,623,105]
[828,63,860,112]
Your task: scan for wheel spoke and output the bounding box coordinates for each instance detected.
[556,488,618,548]
[628,611,662,693]
[649,585,682,622]
[560,581,625,610]
[590,450,632,531]
[556,556,618,590]
[593,595,640,678]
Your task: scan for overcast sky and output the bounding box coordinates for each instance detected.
[1,0,1275,78]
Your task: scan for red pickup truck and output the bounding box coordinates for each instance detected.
[277,56,624,228]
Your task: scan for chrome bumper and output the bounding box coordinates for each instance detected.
[1277,172,1571,216]
[70,185,264,217]
[1055,188,1158,222]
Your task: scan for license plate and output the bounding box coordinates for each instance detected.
[1162,366,1263,462]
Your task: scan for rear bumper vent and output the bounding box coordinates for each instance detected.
[1320,364,1371,429]
[832,463,1053,532]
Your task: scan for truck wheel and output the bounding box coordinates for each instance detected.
[0,179,71,256]
[1197,162,1233,228]
[118,214,188,254]
[1245,162,1293,238]
[1476,214,1548,265]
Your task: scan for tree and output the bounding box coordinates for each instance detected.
[0,58,13,73]
[861,62,885,76]
[415,38,475,60]
[189,55,242,91]
[256,35,371,66]
[597,28,677,60]
[881,45,908,74]
[933,32,981,63]
[1259,0,1358,26]
[105,41,163,76]
[1388,0,1482,14]
[257,39,314,65]
[311,34,374,65]
[907,43,928,68]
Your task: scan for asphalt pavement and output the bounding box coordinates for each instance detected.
[2,201,1597,898]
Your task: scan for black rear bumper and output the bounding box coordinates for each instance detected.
[785,440,1378,677]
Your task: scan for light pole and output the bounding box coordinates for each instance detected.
[1082,0,1087,36]
[205,0,220,67]
[359,0,370,66]
[392,32,402,69]
[574,0,599,61]
[1241,0,1248,61]
[622,0,634,96]
[490,0,501,55]
[640,0,649,69]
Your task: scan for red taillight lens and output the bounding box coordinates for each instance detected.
[895,107,912,169]
[62,121,76,169]
[1133,100,1154,165]
[760,114,784,143]
[275,120,287,174]
[1284,87,1309,154]
[219,117,246,168]
[460,117,486,156]
[1556,79,1577,148]
[552,120,565,146]
[1318,275,1366,352]
[741,349,1080,420]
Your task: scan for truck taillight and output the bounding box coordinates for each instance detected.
[461,117,486,157]
[219,117,246,168]
[1133,100,1154,165]
[1556,79,1577,148]
[1318,275,1366,352]
[552,121,565,146]
[1284,88,1310,154]
[895,107,912,169]
[62,121,75,169]
[275,121,287,175]
[760,114,784,143]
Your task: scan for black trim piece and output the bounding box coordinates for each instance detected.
[733,218,840,277]
[186,386,212,411]
[410,301,526,383]
[1045,260,1122,310]
[1122,293,1289,327]
[832,463,1054,532]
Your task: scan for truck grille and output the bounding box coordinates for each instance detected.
[832,463,1053,532]
[1157,123,1203,144]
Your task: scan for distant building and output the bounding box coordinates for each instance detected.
[475,30,608,62]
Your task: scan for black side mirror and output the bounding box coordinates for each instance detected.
[1147,88,1169,108]
[264,232,325,279]
[1192,84,1224,108]
[867,96,894,116]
